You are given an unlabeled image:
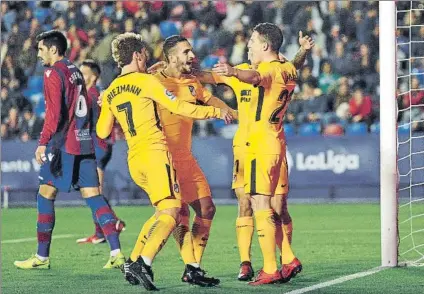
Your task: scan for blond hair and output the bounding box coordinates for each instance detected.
[111,32,147,68]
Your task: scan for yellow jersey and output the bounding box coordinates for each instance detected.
[247,61,297,154]
[98,72,221,159]
[212,63,255,147]
[154,71,213,156]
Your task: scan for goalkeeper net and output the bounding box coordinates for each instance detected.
[396,1,424,266]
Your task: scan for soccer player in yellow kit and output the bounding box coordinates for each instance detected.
[213,23,305,285]
[96,33,233,290]
[154,35,234,284]
[195,31,313,282]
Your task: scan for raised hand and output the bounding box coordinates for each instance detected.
[298,31,315,51]
[212,62,236,77]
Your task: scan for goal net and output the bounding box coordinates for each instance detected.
[396,1,424,266]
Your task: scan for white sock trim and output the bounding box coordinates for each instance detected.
[110,249,121,257]
[141,256,152,266]
[35,254,48,261]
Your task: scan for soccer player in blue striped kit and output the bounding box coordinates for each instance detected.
[14,30,125,270]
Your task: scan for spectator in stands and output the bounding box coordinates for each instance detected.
[19,106,44,142]
[2,55,26,89]
[348,87,373,125]
[297,82,329,124]
[1,107,21,140]
[229,31,248,66]
[330,41,358,76]
[400,77,424,125]
[284,93,303,126]
[329,77,351,122]
[18,38,38,76]
[318,61,340,94]
[298,65,318,89]
[1,87,14,120]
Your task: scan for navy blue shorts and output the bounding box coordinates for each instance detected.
[95,144,113,171]
[39,149,99,192]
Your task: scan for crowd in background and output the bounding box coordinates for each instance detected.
[1,1,424,141]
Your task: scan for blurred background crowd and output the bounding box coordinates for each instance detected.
[1,1,424,141]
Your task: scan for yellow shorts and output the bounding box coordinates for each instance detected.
[128,150,181,209]
[173,154,211,204]
[233,147,289,195]
[232,146,246,190]
[244,152,287,196]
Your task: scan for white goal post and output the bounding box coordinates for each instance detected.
[379,1,398,267]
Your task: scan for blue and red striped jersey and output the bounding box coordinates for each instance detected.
[39,58,94,155]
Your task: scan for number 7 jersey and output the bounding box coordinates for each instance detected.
[98,72,221,159]
[247,61,298,155]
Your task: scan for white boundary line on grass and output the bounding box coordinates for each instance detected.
[1,234,75,244]
[285,266,387,294]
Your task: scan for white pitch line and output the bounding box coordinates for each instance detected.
[285,266,386,294]
[2,234,75,244]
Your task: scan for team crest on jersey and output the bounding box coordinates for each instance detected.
[165,89,176,101]
[173,183,180,193]
[188,85,196,96]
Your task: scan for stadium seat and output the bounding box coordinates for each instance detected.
[345,122,368,135]
[298,122,321,136]
[323,123,344,136]
[34,8,50,24]
[284,123,296,136]
[159,21,179,39]
[201,55,219,69]
[27,76,43,91]
[398,123,411,134]
[370,122,380,134]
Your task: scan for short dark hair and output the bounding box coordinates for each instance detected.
[82,59,101,77]
[253,23,283,53]
[163,35,189,62]
[36,30,68,56]
[111,33,148,68]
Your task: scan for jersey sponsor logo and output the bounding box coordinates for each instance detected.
[295,150,360,174]
[240,89,251,102]
[45,70,52,78]
[188,85,196,96]
[74,128,92,141]
[165,89,176,101]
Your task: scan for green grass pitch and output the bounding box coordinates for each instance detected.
[2,204,424,293]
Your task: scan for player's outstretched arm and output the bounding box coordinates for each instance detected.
[212,62,261,86]
[148,76,234,123]
[291,31,315,70]
[96,93,114,139]
[206,96,238,120]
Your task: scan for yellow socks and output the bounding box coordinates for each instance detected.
[130,214,157,261]
[236,216,254,262]
[192,216,212,264]
[281,224,296,265]
[254,209,277,274]
[173,215,197,264]
[283,222,293,244]
[140,214,176,262]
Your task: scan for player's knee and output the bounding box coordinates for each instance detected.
[251,194,271,211]
[201,201,216,220]
[80,187,101,198]
[271,194,284,216]
[38,184,57,199]
[156,198,182,222]
[179,202,190,217]
[238,195,252,217]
